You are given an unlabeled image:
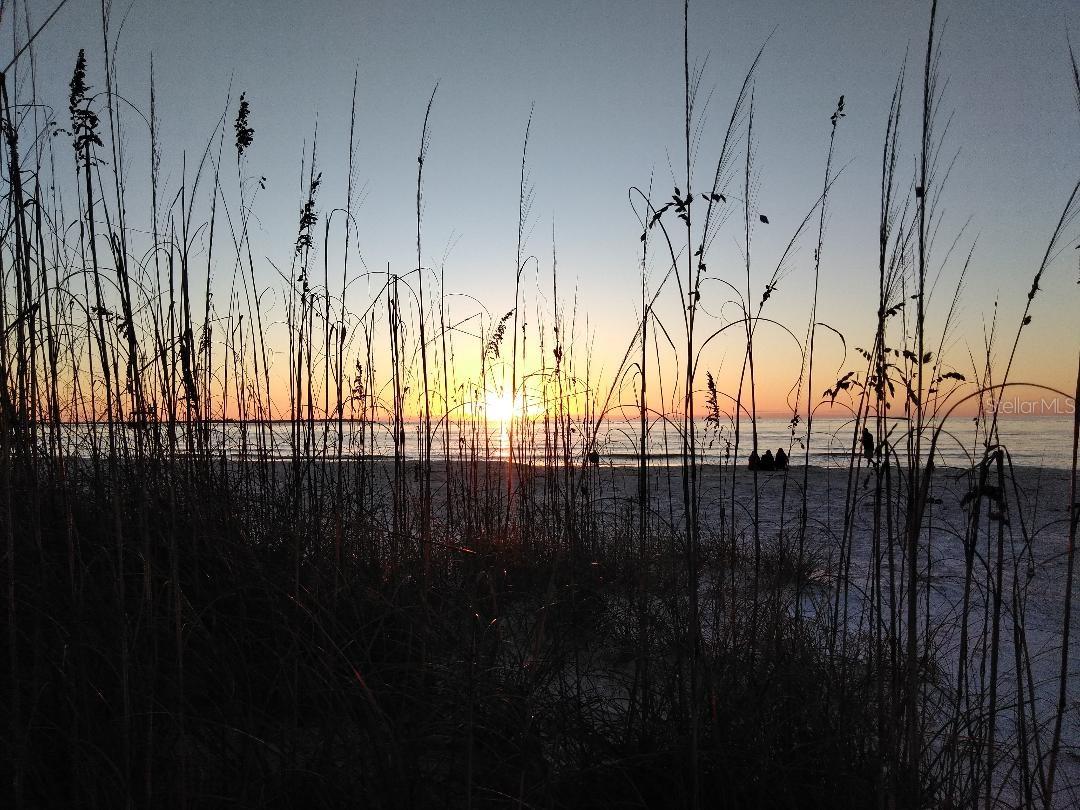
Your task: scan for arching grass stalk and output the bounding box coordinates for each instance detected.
[795,91,844,633]
[416,85,437,584]
[506,104,534,537]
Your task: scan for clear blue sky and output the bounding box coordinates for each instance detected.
[16,0,1080,411]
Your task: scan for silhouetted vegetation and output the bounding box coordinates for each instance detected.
[1,2,1078,808]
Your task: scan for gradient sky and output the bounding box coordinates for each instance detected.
[18,0,1080,416]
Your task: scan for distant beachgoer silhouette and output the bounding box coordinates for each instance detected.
[748,450,760,470]
[861,428,875,461]
[775,447,788,470]
[761,449,775,471]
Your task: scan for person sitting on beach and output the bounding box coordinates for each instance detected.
[861,427,875,461]
[760,449,775,471]
[775,447,788,470]
[748,450,760,470]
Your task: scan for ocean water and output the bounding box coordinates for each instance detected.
[593,414,1078,470]
[57,414,1077,470]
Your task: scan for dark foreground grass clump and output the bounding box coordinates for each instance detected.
[2,458,886,809]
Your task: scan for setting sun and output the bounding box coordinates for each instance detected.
[484,391,521,422]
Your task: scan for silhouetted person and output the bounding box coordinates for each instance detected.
[760,449,775,471]
[775,447,788,470]
[748,450,760,470]
[861,427,875,461]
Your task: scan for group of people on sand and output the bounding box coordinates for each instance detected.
[748,447,788,471]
